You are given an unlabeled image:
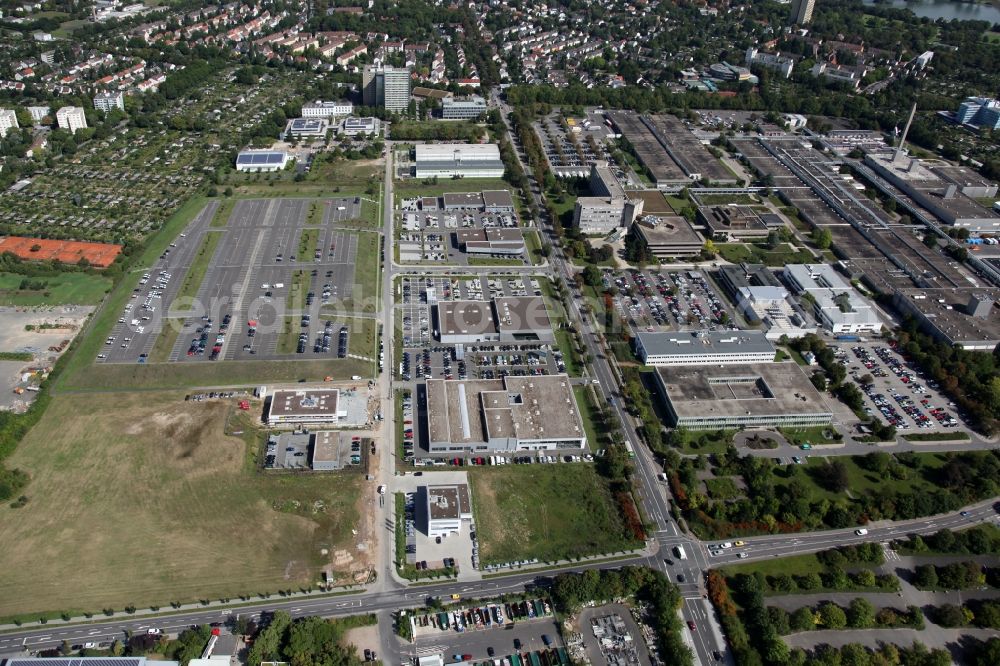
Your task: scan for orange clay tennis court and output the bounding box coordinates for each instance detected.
[0,236,122,268]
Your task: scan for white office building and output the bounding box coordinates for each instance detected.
[414,143,504,178]
[236,149,290,172]
[266,389,345,426]
[340,116,380,136]
[93,91,125,112]
[426,484,473,538]
[302,100,354,118]
[784,264,882,334]
[442,95,487,119]
[573,161,643,234]
[0,109,18,137]
[55,106,88,134]
[635,330,776,366]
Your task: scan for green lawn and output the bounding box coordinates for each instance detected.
[174,231,224,311]
[717,243,816,267]
[781,453,950,504]
[469,465,639,565]
[393,178,512,199]
[901,431,970,442]
[524,229,545,264]
[671,428,736,454]
[0,272,112,306]
[468,257,526,266]
[149,320,183,363]
[779,426,842,446]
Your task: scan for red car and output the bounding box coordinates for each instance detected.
[687,621,696,631]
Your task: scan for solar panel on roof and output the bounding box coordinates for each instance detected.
[237,151,286,165]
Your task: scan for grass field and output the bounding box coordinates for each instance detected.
[227,159,381,199]
[554,329,581,376]
[0,272,112,306]
[671,428,736,454]
[573,385,601,449]
[524,229,544,264]
[174,231,223,311]
[0,392,362,618]
[148,320,183,363]
[779,426,841,446]
[469,465,637,565]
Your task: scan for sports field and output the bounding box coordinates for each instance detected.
[468,465,638,565]
[0,391,363,619]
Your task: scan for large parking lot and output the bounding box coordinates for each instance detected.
[837,341,970,433]
[602,268,740,334]
[98,197,369,364]
[533,112,614,178]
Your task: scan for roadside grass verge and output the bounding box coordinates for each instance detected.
[210,199,236,228]
[278,316,301,355]
[901,431,971,442]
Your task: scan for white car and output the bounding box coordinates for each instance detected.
[720,542,733,549]
[855,528,869,536]
[376,485,386,495]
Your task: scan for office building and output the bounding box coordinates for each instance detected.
[340,116,380,136]
[784,264,882,334]
[302,100,354,118]
[956,96,1000,130]
[653,363,833,430]
[425,374,587,453]
[632,216,703,258]
[284,117,328,138]
[790,0,815,24]
[745,48,794,78]
[55,106,87,134]
[414,143,504,178]
[93,91,124,112]
[573,161,643,234]
[311,431,344,471]
[362,64,411,112]
[266,389,345,425]
[455,228,525,255]
[426,484,473,538]
[0,109,17,137]
[442,95,487,119]
[635,330,775,366]
[235,149,290,172]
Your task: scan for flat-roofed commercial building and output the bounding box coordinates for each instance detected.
[414,143,504,178]
[236,150,290,172]
[699,204,771,241]
[426,484,473,537]
[266,389,344,425]
[311,430,344,470]
[284,117,328,137]
[654,363,833,430]
[340,116,380,136]
[302,100,354,118]
[442,95,486,119]
[784,263,882,334]
[425,374,587,453]
[632,216,703,258]
[482,189,515,213]
[442,191,484,209]
[455,228,525,255]
[573,161,643,234]
[635,330,775,366]
[435,296,552,343]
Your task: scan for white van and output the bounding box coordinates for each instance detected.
[855,528,869,536]
[674,545,688,560]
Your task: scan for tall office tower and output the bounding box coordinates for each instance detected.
[362,64,411,112]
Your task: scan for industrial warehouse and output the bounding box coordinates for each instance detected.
[425,374,587,453]
[413,143,505,179]
[635,330,775,366]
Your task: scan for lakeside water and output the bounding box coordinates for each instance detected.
[862,0,1000,25]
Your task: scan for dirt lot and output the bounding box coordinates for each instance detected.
[0,391,364,618]
[0,306,93,355]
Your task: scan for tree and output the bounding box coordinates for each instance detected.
[848,598,876,628]
[812,227,833,249]
[789,607,815,632]
[932,603,968,627]
[818,601,847,629]
[581,264,603,288]
[815,460,850,492]
[914,564,938,589]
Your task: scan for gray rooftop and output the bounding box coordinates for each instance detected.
[656,363,832,420]
[637,330,775,358]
